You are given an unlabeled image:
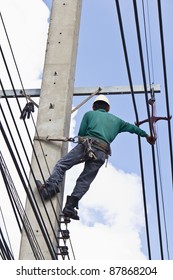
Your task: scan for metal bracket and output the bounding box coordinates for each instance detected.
[136,97,172,140]
[34,136,75,142]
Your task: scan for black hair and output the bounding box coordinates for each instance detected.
[93,101,109,111]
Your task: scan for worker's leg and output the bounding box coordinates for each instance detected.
[63,148,106,219]
[37,144,85,199]
[71,148,106,199]
[46,143,85,187]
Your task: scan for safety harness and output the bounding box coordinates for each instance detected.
[78,136,111,160]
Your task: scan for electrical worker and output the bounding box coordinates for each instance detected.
[36,95,155,220]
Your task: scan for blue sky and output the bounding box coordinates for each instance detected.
[1,0,173,260]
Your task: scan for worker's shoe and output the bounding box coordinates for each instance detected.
[36,180,60,200]
[63,195,80,220]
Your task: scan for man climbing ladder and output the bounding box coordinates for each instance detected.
[36,95,155,220]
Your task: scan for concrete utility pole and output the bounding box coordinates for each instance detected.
[19,0,82,259]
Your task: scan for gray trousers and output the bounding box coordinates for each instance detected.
[46,143,106,200]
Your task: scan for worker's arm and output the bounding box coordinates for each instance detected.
[119,120,148,137]
[119,120,155,145]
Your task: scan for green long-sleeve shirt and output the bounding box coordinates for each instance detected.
[78,109,147,144]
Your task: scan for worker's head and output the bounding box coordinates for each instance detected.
[93,94,110,112]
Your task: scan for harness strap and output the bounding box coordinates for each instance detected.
[81,138,97,160]
[78,136,111,156]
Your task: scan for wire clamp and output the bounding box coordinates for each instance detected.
[136,97,172,140]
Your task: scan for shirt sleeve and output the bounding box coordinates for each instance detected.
[119,120,148,137]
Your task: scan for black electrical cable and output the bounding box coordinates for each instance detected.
[0,159,22,234]
[0,70,70,259]
[0,120,56,259]
[155,141,170,259]
[0,12,76,260]
[0,43,71,248]
[0,228,14,260]
[0,121,58,259]
[143,0,155,84]
[157,0,173,187]
[1,80,73,260]
[0,207,14,258]
[1,94,72,259]
[142,0,170,260]
[0,88,60,250]
[0,151,45,260]
[141,0,153,88]
[115,0,152,260]
[0,13,76,258]
[133,0,164,259]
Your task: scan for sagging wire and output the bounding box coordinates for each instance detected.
[0,12,67,216]
[157,0,173,188]
[132,0,164,259]
[0,46,75,259]
[0,11,61,179]
[0,207,14,260]
[0,15,76,257]
[141,0,155,87]
[0,43,73,258]
[0,85,59,246]
[0,12,51,176]
[1,102,71,259]
[0,151,45,260]
[155,136,170,259]
[0,120,58,259]
[0,227,14,260]
[142,0,170,259]
[115,0,151,260]
[0,79,73,260]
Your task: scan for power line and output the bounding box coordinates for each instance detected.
[0,207,14,259]
[0,151,45,259]
[141,0,170,259]
[115,0,151,260]
[132,0,166,259]
[0,39,75,259]
[157,0,173,188]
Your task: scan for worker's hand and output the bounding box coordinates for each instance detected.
[146,135,156,145]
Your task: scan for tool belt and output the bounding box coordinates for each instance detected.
[78,136,111,156]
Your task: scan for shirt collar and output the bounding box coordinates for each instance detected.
[97,109,106,112]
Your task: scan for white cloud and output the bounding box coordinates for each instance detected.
[0,0,49,89]
[64,160,146,260]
